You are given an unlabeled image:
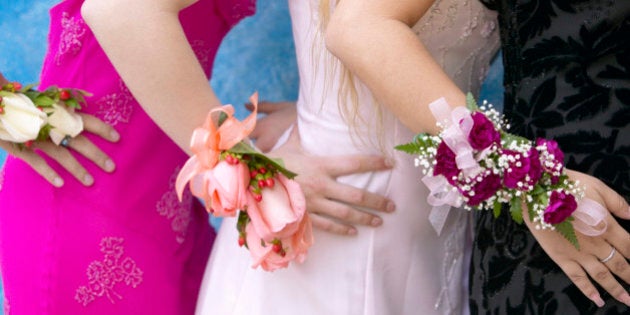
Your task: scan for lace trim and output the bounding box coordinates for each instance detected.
[434,210,468,315]
[192,40,212,69]
[156,166,193,244]
[55,12,87,66]
[75,237,143,306]
[95,80,134,126]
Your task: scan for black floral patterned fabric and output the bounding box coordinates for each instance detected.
[470,0,630,314]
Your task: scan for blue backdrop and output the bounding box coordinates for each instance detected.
[0,0,502,311]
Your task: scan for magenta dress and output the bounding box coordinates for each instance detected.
[0,0,254,314]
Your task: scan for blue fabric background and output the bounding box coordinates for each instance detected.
[0,0,502,311]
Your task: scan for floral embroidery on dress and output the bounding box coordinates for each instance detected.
[75,237,143,306]
[156,167,193,244]
[95,80,134,126]
[191,40,212,68]
[55,12,87,66]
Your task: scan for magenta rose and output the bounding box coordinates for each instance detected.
[468,111,501,150]
[543,190,577,224]
[433,142,460,185]
[503,148,543,190]
[536,138,565,183]
[461,173,502,206]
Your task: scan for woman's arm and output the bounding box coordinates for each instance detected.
[325,0,464,135]
[325,0,630,307]
[82,0,217,154]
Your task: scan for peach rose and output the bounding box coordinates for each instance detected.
[190,159,250,216]
[245,174,306,241]
[245,213,313,271]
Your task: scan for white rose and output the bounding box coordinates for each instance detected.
[45,103,84,145]
[0,92,47,143]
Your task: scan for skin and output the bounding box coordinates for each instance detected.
[80,0,394,236]
[322,0,630,307]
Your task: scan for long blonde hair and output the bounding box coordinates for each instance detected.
[317,0,387,151]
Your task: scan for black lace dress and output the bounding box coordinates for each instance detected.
[469,0,630,314]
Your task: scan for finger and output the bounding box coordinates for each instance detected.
[324,181,395,213]
[67,135,116,172]
[4,146,64,187]
[582,257,630,307]
[601,249,630,287]
[35,142,94,186]
[309,196,383,227]
[595,180,630,219]
[80,113,120,142]
[246,100,293,114]
[309,213,357,236]
[556,260,605,307]
[602,217,630,261]
[324,154,392,177]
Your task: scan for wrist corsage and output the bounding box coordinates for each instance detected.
[176,93,313,271]
[396,94,607,248]
[0,82,88,147]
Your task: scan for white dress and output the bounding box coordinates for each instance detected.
[197,0,499,314]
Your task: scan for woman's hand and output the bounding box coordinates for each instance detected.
[247,100,296,153]
[268,127,396,236]
[0,113,119,187]
[525,169,630,307]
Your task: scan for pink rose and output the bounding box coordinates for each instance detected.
[246,174,307,241]
[543,190,577,224]
[433,142,460,185]
[245,213,313,271]
[502,148,543,190]
[191,160,250,216]
[461,173,502,206]
[468,112,500,150]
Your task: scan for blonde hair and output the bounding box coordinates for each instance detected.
[317,0,387,151]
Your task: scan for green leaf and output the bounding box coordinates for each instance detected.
[65,98,80,109]
[217,111,228,126]
[555,219,579,250]
[466,92,479,111]
[493,201,502,218]
[228,141,298,179]
[509,197,523,224]
[395,133,434,154]
[35,95,55,106]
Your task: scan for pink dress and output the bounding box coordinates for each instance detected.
[0,0,254,314]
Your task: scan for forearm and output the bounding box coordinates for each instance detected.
[325,0,465,135]
[82,0,218,154]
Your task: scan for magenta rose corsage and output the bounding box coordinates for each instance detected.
[176,93,313,271]
[396,94,608,248]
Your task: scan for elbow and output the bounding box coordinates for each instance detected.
[81,0,124,32]
[324,9,359,60]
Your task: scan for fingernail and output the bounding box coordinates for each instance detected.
[620,292,630,307]
[371,217,383,226]
[53,177,64,188]
[110,130,120,142]
[590,293,605,308]
[83,174,94,186]
[386,200,396,212]
[347,228,357,236]
[104,159,115,172]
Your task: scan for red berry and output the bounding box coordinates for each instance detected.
[258,167,267,174]
[0,96,3,102]
[238,237,246,247]
[24,140,33,148]
[37,106,44,111]
[253,194,262,202]
[12,82,22,90]
[0,107,4,114]
[250,170,258,179]
[265,178,275,188]
[59,90,71,101]
[272,243,282,253]
[279,249,287,257]
[258,179,266,188]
